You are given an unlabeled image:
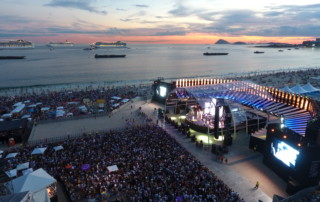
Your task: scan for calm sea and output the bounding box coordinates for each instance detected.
[0,44,319,89]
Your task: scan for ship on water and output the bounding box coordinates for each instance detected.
[93,41,127,48]
[0,39,35,49]
[47,41,74,47]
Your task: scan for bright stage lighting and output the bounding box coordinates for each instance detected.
[271,140,300,168]
[159,86,167,97]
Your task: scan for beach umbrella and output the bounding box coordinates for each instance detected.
[6,153,18,158]
[81,164,90,170]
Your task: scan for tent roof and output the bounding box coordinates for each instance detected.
[53,145,63,151]
[31,148,47,155]
[12,168,56,193]
[0,191,31,202]
[16,162,29,171]
[281,86,294,93]
[5,169,17,178]
[302,82,320,93]
[6,153,18,159]
[290,84,308,94]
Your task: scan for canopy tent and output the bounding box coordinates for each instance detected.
[16,162,29,171]
[22,168,33,176]
[21,114,31,119]
[78,105,87,112]
[40,107,50,112]
[11,168,56,202]
[11,104,25,114]
[111,96,122,100]
[6,153,18,159]
[121,98,130,103]
[31,148,47,155]
[107,165,119,173]
[290,84,308,94]
[280,86,294,93]
[53,145,63,151]
[55,110,65,118]
[302,82,320,93]
[1,113,12,118]
[5,169,17,178]
[56,106,64,110]
[0,191,32,202]
[13,102,22,107]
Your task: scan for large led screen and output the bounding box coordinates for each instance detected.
[271,139,300,168]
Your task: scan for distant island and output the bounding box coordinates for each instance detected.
[215,39,230,44]
[214,39,246,45]
[233,41,246,45]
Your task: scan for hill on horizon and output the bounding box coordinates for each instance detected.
[215,39,230,44]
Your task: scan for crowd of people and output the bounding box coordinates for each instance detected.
[0,85,152,121]
[1,124,244,201]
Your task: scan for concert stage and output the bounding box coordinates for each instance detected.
[152,77,320,194]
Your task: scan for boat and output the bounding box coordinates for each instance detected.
[203,52,228,56]
[47,41,74,47]
[254,51,264,54]
[278,50,284,52]
[0,56,25,59]
[0,39,34,49]
[93,41,127,48]
[94,54,126,58]
[83,45,96,50]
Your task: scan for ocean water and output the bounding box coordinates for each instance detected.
[0,44,319,89]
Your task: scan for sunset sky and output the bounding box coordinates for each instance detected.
[1,0,320,44]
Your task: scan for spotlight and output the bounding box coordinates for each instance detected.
[283,135,287,139]
[297,143,301,147]
[271,128,275,132]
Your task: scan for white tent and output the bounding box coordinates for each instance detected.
[302,82,320,93]
[55,110,65,118]
[11,168,56,202]
[121,98,130,103]
[0,191,32,202]
[16,162,29,171]
[290,84,308,94]
[31,148,47,155]
[13,102,22,107]
[11,104,25,114]
[40,107,50,112]
[6,153,18,159]
[56,106,64,110]
[107,165,119,172]
[53,145,63,151]
[2,113,12,118]
[78,105,87,112]
[5,169,17,178]
[281,86,294,93]
[111,96,122,100]
[22,168,33,176]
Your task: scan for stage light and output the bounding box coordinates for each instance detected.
[280,124,285,128]
[283,135,287,139]
[271,128,275,132]
[298,143,301,147]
